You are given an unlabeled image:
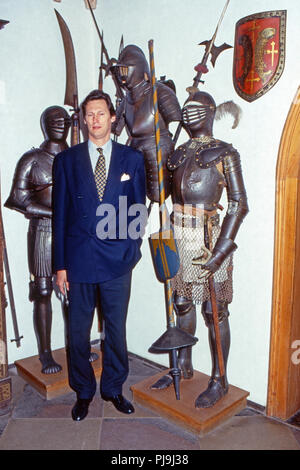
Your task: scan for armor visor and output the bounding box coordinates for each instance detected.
[182,103,214,126]
[49,117,71,132]
[115,64,135,86]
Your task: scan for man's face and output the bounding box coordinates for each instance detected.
[84,99,116,145]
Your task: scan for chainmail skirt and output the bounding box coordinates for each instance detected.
[171,210,233,304]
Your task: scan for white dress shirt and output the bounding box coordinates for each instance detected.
[88,139,112,175]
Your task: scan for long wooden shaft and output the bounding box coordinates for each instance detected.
[148,39,175,328]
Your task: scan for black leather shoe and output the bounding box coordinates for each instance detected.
[102,394,135,414]
[71,398,92,421]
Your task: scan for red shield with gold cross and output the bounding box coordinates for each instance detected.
[233,10,286,102]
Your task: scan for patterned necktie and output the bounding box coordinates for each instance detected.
[94,147,106,201]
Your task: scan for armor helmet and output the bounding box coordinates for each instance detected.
[115,44,150,90]
[182,91,216,135]
[40,106,71,142]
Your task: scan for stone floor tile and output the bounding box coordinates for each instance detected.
[1,355,299,451]
[0,373,27,434]
[12,384,46,418]
[287,409,300,429]
[101,376,158,418]
[0,418,102,450]
[0,413,10,436]
[291,428,300,446]
[128,355,164,376]
[102,400,158,419]
[12,384,103,419]
[38,395,103,419]
[235,407,261,417]
[100,418,200,450]
[199,415,300,450]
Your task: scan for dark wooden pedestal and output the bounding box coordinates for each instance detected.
[15,347,102,400]
[0,376,12,415]
[131,370,249,436]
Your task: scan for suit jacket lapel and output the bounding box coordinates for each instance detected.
[75,141,99,204]
[75,140,125,206]
[102,140,124,204]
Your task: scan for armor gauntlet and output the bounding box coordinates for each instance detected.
[204,151,249,273]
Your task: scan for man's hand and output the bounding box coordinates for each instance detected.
[56,269,69,296]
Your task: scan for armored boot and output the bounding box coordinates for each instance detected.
[195,301,230,408]
[151,295,196,390]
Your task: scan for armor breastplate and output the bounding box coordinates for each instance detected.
[168,139,231,210]
[125,82,167,139]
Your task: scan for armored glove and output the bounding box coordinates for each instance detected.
[198,237,237,274]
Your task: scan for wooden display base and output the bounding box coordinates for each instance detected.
[131,370,249,436]
[0,377,12,415]
[14,347,102,400]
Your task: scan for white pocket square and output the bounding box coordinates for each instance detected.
[121,173,130,182]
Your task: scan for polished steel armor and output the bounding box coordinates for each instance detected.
[5,106,71,374]
[113,44,182,202]
[152,91,248,408]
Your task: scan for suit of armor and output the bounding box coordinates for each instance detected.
[5,106,71,374]
[112,44,182,202]
[153,91,248,407]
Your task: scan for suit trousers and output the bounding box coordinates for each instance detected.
[66,271,132,399]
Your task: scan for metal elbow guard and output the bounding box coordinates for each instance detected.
[227,197,249,223]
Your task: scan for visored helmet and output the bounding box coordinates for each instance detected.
[182,91,216,133]
[115,45,150,90]
[41,106,71,142]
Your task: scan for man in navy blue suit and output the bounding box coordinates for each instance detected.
[53,90,146,420]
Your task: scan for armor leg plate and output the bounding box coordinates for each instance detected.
[31,276,62,374]
[175,295,196,380]
[195,301,230,408]
[151,294,196,390]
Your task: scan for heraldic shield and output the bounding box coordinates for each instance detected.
[233,10,286,102]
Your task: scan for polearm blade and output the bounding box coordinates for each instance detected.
[206,0,230,60]
[54,9,80,145]
[192,0,231,89]
[54,9,78,108]
[119,34,124,57]
[86,0,124,102]
[0,20,9,30]
[86,0,109,64]
[173,0,231,144]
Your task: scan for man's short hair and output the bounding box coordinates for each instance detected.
[81,89,116,117]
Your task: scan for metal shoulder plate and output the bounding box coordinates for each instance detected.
[157,82,182,124]
[167,139,236,171]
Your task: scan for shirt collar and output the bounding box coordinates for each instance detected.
[88,138,112,156]
[88,138,112,170]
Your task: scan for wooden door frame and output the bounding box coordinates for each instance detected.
[267,86,300,419]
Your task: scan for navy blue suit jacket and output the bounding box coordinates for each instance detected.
[52,140,146,283]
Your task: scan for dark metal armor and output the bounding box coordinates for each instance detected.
[112,44,182,202]
[152,91,248,408]
[5,106,71,374]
